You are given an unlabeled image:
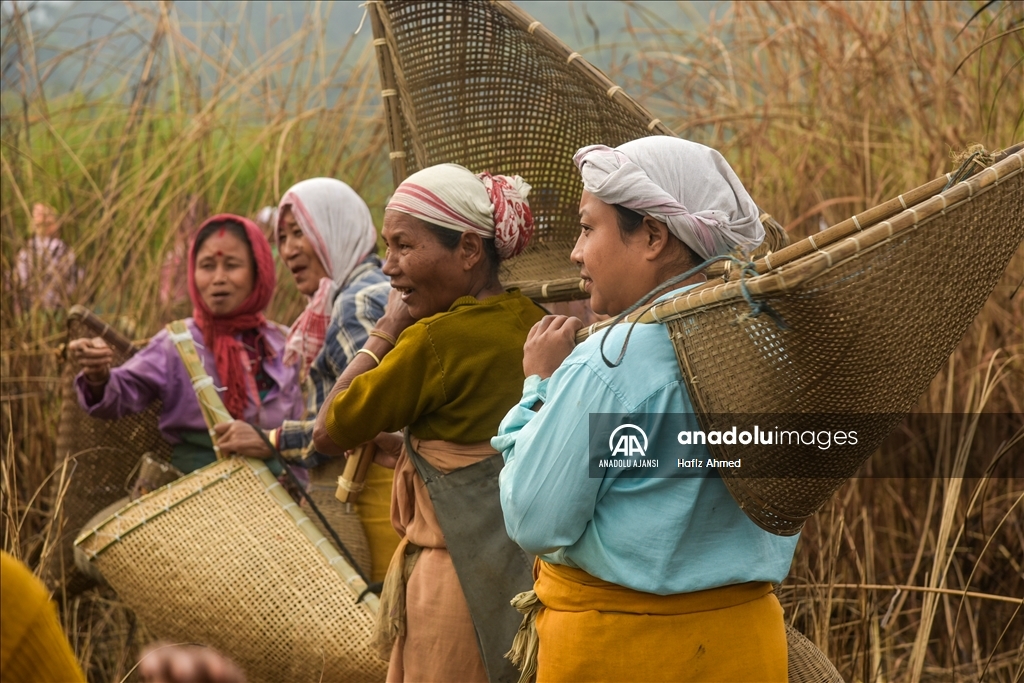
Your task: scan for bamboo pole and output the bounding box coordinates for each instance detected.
[68,305,136,355]
[367,1,409,186]
[166,320,232,458]
[335,443,377,505]
[777,583,1024,606]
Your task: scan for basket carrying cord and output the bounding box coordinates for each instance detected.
[165,320,379,592]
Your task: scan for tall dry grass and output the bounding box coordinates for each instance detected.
[1,1,1022,682]
[1,2,388,679]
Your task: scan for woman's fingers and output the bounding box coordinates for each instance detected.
[70,337,113,384]
[528,315,567,340]
[71,337,113,361]
[213,421,272,459]
[139,644,246,683]
[553,316,584,336]
[523,316,580,380]
[379,287,417,336]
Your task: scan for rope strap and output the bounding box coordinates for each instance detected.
[599,254,788,368]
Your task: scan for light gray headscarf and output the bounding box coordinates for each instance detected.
[573,137,764,259]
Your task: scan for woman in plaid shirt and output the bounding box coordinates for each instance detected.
[216,177,399,581]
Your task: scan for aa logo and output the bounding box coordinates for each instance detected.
[609,424,648,458]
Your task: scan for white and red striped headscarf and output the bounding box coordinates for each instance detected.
[386,163,534,260]
[276,178,378,370]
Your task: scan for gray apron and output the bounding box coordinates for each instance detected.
[404,430,532,683]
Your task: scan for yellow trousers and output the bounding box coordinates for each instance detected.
[357,462,401,583]
[534,561,788,683]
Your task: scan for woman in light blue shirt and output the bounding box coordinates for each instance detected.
[494,136,798,682]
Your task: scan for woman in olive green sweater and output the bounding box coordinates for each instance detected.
[307,163,544,683]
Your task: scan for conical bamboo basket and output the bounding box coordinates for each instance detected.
[75,323,386,683]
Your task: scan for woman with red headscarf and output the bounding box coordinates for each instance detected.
[70,214,303,474]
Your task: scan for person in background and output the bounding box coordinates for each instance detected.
[14,203,82,312]
[69,214,303,475]
[253,205,278,242]
[215,178,400,583]
[160,195,209,312]
[495,137,800,682]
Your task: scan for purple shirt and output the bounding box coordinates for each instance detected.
[76,318,303,443]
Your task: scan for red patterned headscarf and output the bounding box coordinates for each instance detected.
[187,214,277,419]
[386,163,534,260]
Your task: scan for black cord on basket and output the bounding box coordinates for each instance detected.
[251,427,383,600]
[598,253,787,368]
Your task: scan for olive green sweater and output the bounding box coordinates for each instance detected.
[325,290,545,448]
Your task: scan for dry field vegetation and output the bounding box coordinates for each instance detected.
[1,1,1022,682]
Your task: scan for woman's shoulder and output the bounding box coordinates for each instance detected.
[570,321,681,385]
[421,289,544,329]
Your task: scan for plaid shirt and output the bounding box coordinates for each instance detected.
[278,256,390,465]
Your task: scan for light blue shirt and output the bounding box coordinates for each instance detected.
[494,291,800,595]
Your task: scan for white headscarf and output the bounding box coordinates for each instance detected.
[573,137,764,259]
[276,178,378,369]
[386,163,534,260]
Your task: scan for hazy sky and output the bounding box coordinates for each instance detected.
[2,1,718,90]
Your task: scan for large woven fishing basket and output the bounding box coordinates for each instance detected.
[75,458,386,683]
[44,307,170,593]
[367,0,1024,538]
[71,323,387,683]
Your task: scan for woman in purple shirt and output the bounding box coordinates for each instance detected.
[69,214,303,473]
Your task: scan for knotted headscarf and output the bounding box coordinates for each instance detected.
[276,178,378,369]
[188,214,277,419]
[386,163,534,260]
[574,137,764,259]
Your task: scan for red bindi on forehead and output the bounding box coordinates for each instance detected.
[216,250,223,256]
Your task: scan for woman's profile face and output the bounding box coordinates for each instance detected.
[571,190,651,316]
[381,211,473,319]
[278,207,330,297]
[194,230,256,315]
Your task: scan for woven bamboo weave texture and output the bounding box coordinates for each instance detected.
[786,625,845,683]
[370,0,674,287]
[76,458,387,683]
[76,324,386,682]
[44,308,170,593]
[660,151,1024,535]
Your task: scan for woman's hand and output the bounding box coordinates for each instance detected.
[375,287,417,340]
[523,315,583,380]
[371,431,403,469]
[69,336,113,384]
[213,420,273,459]
[139,644,246,683]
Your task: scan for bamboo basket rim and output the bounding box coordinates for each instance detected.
[489,1,675,138]
[521,142,1023,303]
[367,0,677,191]
[577,147,1024,342]
[74,456,381,613]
